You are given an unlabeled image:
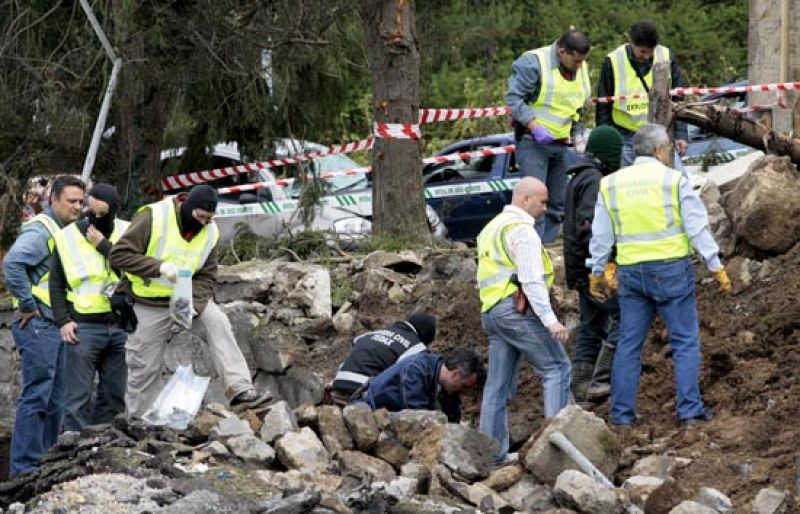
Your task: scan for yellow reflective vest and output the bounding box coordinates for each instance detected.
[526,44,591,139]
[126,198,219,298]
[12,212,61,309]
[54,219,130,314]
[608,44,671,132]
[477,209,554,313]
[599,160,690,265]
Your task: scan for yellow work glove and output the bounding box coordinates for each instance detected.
[604,262,618,291]
[588,274,609,302]
[714,266,732,294]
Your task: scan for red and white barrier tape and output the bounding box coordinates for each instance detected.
[593,81,800,104]
[214,145,517,195]
[419,107,510,123]
[373,122,421,139]
[732,103,788,114]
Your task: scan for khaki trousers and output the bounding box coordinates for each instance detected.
[125,300,253,418]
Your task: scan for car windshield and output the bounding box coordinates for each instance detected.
[287,153,368,198]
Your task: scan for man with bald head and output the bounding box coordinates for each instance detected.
[477,177,571,465]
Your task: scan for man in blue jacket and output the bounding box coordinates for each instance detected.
[3,175,85,477]
[358,348,484,423]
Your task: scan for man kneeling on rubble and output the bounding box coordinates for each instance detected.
[328,312,437,406]
[110,185,270,418]
[355,348,484,422]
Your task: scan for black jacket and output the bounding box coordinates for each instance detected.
[563,155,615,290]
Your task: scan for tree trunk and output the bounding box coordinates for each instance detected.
[362,0,430,245]
[649,62,673,166]
[674,103,800,164]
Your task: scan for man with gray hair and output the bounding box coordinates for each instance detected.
[587,123,731,428]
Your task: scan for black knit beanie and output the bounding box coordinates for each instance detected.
[407,312,437,344]
[183,184,218,212]
[586,125,624,172]
[89,183,120,216]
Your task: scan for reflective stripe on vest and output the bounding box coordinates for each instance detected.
[12,213,61,309]
[526,45,591,139]
[609,45,670,132]
[127,199,220,298]
[476,210,554,313]
[55,218,130,314]
[599,161,690,265]
[334,370,371,385]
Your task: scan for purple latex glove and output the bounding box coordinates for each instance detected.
[531,125,555,144]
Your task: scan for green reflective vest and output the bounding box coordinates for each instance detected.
[599,161,690,265]
[126,198,219,298]
[526,44,591,139]
[608,44,671,132]
[476,210,554,313]
[11,213,60,309]
[54,219,130,314]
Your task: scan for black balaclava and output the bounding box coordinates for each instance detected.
[179,185,218,238]
[87,183,120,237]
[407,312,437,344]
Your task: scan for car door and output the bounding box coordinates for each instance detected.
[423,143,510,241]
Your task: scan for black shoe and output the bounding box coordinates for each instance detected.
[680,408,713,426]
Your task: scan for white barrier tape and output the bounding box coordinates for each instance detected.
[214,145,517,195]
[419,107,510,123]
[214,176,521,218]
[373,122,421,139]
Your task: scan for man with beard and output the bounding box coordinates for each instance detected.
[50,184,131,432]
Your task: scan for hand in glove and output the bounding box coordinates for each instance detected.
[714,267,732,294]
[159,261,178,282]
[531,124,555,144]
[588,274,610,302]
[604,262,618,291]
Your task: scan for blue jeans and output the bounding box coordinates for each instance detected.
[63,322,128,432]
[622,133,686,172]
[611,258,706,424]
[10,317,66,477]
[516,136,567,243]
[479,297,571,461]
[573,287,620,364]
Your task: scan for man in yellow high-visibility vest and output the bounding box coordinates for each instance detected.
[507,30,592,244]
[3,175,85,477]
[49,184,131,432]
[596,21,689,168]
[477,177,571,465]
[588,123,731,428]
[110,185,270,418]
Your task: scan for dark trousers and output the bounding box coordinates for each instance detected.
[573,287,620,364]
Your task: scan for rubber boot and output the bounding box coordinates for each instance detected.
[570,361,595,407]
[586,342,616,401]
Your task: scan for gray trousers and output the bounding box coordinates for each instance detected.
[125,300,253,418]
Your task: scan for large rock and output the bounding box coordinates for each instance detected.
[390,410,448,447]
[695,487,732,513]
[317,405,354,451]
[400,462,431,494]
[260,400,298,443]
[209,416,253,441]
[481,465,523,492]
[524,406,621,484]
[226,434,275,465]
[752,487,788,514]
[553,470,624,514]
[411,423,498,482]
[722,155,800,253]
[668,500,717,514]
[700,181,736,257]
[643,476,689,514]
[343,403,380,451]
[339,450,397,482]
[253,367,324,408]
[417,252,476,282]
[436,464,514,514]
[500,476,556,512]
[275,427,329,472]
[623,475,664,508]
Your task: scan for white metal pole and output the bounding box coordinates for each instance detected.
[547,431,614,488]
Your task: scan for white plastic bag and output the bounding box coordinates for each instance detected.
[169,268,193,330]
[143,365,210,430]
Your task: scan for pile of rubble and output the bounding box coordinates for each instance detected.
[2,400,792,513]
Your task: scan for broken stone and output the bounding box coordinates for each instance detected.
[343,403,380,452]
[387,285,408,304]
[317,405,354,451]
[372,476,419,500]
[203,441,230,457]
[275,427,329,472]
[726,256,753,294]
[623,475,665,508]
[359,250,423,273]
[240,409,263,435]
[481,464,523,492]
[391,410,448,447]
[254,367,324,408]
[321,434,343,458]
[413,423,498,482]
[351,268,414,294]
[695,487,733,513]
[500,476,556,512]
[524,405,621,484]
[400,462,431,494]
[226,434,275,465]
[255,490,322,514]
[293,402,318,427]
[209,416,253,441]
[722,155,800,253]
[553,469,623,514]
[436,464,513,514]
[752,487,788,514]
[417,252,477,282]
[260,400,298,444]
[191,409,224,438]
[643,476,689,514]
[668,500,718,514]
[630,455,690,479]
[332,311,355,333]
[373,408,393,431]
[256,469,342,494]
[339,450,397,482]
